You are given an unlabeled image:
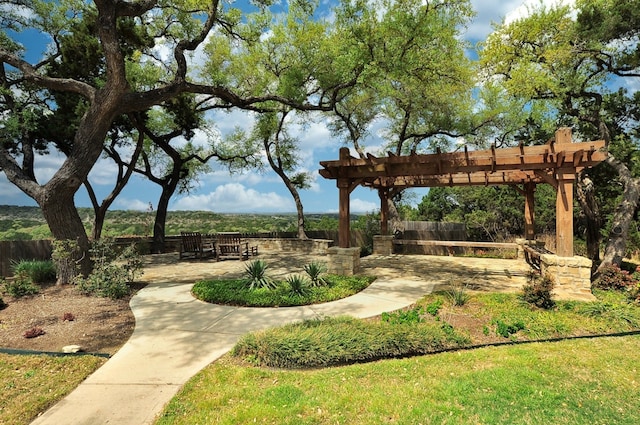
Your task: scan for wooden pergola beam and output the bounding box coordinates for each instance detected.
[320,129,607,255]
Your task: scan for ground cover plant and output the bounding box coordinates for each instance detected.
[0,353,105,425]
[192,260,374,307]
[229,289,640,369]
[192,274,374,307]
[232,316,470,368]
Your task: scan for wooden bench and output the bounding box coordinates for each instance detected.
[216,232,254,261]
[393,240,518,256]
[179,232,216,260]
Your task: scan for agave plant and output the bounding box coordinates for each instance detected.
[243,260,276,290]
[303,261,328,287]
[286,274,311,297]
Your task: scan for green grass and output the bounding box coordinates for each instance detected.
[441,291,640,340]
[0,354,105,425]
[192,275,375,307]
[156,335,640,425]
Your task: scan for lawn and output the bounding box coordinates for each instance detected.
[0,353,105,425]
[155,286,640,424]
[156,335,640,425]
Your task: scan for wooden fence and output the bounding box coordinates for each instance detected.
[395,222,467,255]
[0,240,53,278]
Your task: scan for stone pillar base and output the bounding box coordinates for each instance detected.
[540,254,596,301]
[373,235,395,255]
[327,247,361,276]
[515,238,546,260]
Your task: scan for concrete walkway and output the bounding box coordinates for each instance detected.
[31,253,528,425]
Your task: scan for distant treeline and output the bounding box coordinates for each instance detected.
[0,205,357,241]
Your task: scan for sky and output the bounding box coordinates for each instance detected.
[0,0,575,214]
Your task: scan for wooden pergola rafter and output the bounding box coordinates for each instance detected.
[319,128,608,257]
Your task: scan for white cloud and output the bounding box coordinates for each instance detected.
[466,0,575,41]
[504,0,575,25]
[114,198,152,211]
[350,198,379,214]
[467,0,523,41]
[171,182,294,212]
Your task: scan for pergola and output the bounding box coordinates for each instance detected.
[319,128,607,257]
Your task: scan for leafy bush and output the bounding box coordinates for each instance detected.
[74,239,142,299]
[303,261,328,287]
[381,306,424,325]
[285,275,310,297]
[232,316,469,368]
[425,299,443,316]
[11,260,56,283]
[3,271,40,297]
[593,265,636,291]
[521,273,556,309]
[243,260,276,290]
[492,318,526,338]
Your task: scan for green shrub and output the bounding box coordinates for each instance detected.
[232,316,470,368]
[425,299,443,316]
[593,265,636,291]
[303,261,328,287]
[521,273,556,309]
[285,275,310,297]
[3,271,40,297]
[11,260,56,283]
[493,318,526,338]
[243,260,276,290]
[74,239,142,299]
[381,306,424,325]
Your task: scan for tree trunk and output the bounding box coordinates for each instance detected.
[597,156,640,275]
[40,192,91,283]
[576,174,602,274]
[292,186,308,240]
[152,179,179,254]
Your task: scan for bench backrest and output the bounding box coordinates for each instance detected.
[217,232,242,245]
[181,232,203,251]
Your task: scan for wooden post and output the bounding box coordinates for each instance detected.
[379,188,389,235]
[555,128,574,257]
[524,182,536,240]
[338,147,352,248]
[338,180,351,248]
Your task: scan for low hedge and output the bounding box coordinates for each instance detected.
[231,316,470,368]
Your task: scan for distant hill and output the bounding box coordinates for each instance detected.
[0,205,343,241]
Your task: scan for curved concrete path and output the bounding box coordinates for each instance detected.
[31,253,528,425]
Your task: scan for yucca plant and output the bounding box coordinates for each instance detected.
[286,274,311,297]
[303,261,328,287]
[243,260,276,290]
[447,283,470,307]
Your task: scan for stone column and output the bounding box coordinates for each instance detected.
[540,254,595,301]
[326,247,361,276]
[373,235,395,255]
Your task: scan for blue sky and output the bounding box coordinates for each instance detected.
[0,0,574,214]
